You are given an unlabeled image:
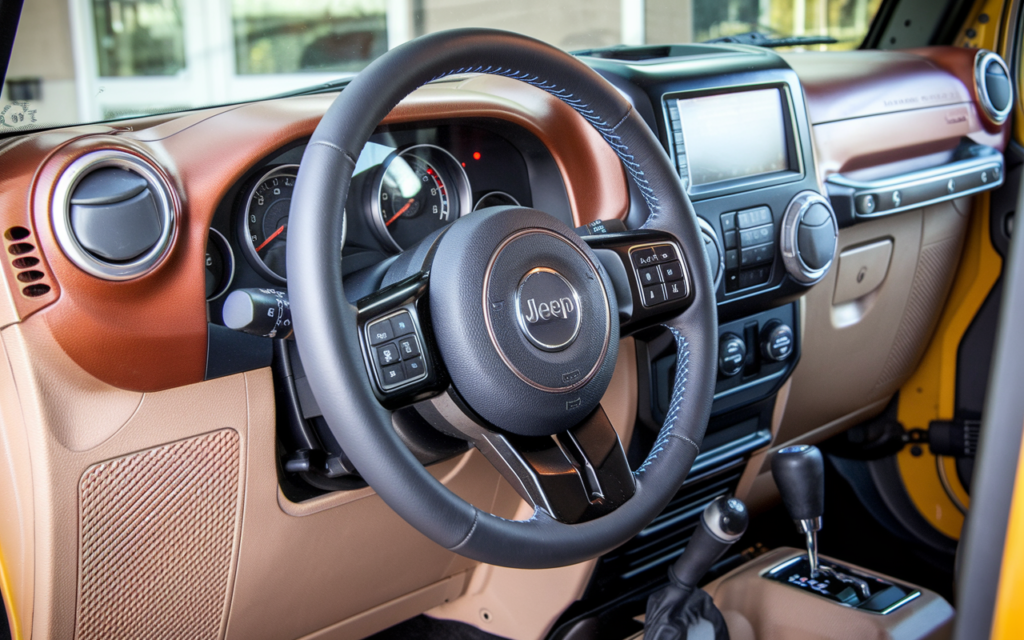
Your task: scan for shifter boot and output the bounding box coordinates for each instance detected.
[644,576,730,640]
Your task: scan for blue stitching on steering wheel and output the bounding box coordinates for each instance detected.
[430,67,661,218]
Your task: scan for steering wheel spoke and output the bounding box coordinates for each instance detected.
[583,230,696,336]
[421,393,635,524]
[356,270,448,409]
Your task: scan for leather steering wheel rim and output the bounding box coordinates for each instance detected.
[288,28,718,569]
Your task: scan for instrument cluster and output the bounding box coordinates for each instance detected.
[209,123,538,297]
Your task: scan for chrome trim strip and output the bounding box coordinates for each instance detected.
[827,155,1004,219]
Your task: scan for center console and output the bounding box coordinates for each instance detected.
[705,548,954,640]
[545,46,841,635]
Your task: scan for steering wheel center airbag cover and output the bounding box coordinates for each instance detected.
[430,207,617,436]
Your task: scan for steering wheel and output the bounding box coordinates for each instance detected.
[288,29,717,569]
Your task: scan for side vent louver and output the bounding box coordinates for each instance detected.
[975,50,1013,125]
[3,226,54,298]
[52,150,175,281]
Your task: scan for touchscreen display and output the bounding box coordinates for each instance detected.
[676,88,789,187]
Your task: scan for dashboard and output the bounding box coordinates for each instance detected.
[0,36,1013,640]
[205,122,556,321]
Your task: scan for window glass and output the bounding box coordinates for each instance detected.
[4,0,887,132]
[233,0,388,75]
[93,0,186,77]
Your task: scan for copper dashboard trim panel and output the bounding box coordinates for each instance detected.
[1,74,629,392]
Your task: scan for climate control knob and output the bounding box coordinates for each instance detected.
[761,321,795,362]
[780,191,838,285]
[719,333,746,377]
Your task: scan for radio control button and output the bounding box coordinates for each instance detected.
[403,357,426,379]
[638,265,662,285]
[665,279,687,301]
[390,312,415,337]
[661,261,684,282]
[642,284,667,307]
[398,336,420,359]
[630,247,656,268]
[376,342,401,366]
[367,319,394,345]
[380,363,406,386]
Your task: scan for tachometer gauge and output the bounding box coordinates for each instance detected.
[370,145,471,252]
[240,165,297,283]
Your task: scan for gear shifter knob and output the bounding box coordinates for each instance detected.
[772,444,825,521]
[771,444,825,573]
[670,495,749,588]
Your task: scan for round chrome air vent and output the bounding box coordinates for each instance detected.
[52,150,176,280]
[780,191,838,285]
[975,50,1013,125]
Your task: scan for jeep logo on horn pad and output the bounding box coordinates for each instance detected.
[515,268,582,352]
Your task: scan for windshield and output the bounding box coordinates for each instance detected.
[3,0,882,133]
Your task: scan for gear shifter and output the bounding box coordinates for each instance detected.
[671,495,750,587]
[645,496,748,640]
[771,444,824,574]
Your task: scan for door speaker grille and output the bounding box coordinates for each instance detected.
[75,430,241,640]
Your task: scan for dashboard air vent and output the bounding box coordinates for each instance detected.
[52,150,175,281]
[975,50,1013,125]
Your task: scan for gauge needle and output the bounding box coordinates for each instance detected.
[386,199,415,227]
[255,225,285,252]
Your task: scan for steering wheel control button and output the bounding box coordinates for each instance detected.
[367,318,394,345]
[398,336,420,358]
[381,363,405,385]
[719,333,746,377]
[627,242,688,309]
[643,284,667,306]
[403,357,425,378]
[665,279,686,301]
[515,268,582,352]
[638,265,662,285]
[376,343,400,366]
[363,307,430,394]
[630,247,656,268]
[391,311,415,336]
[762,321,795,362]
[661,261,684,281]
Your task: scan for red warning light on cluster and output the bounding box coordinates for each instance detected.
[472,152,482,160]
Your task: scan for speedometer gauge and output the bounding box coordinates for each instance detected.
[370,145,471,252]
[240,164,297,283]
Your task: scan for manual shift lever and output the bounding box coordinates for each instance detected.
[645,496,748,640]
[771,444,825,574]
[671,495,750,587]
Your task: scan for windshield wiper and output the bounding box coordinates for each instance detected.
[703,31,837,48]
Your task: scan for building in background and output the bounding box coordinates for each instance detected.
[2,0,879,132]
